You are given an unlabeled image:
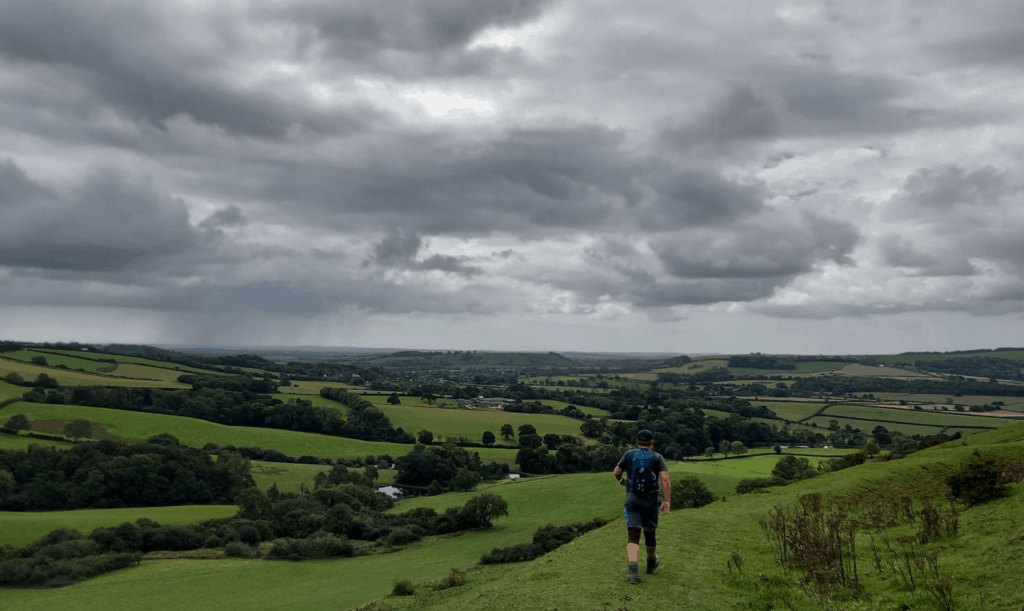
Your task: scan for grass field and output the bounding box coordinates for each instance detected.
[805,415,990,437]
[747,400,826,421]
[8,428,1022,611]
[0,505,238,548]
[44,349,217,374]
[374,405,585,442]
[0,402,437,459]
[820,403,1019,427]
[0,432,74,450]
[0,357,187,388]
[2,349,116,373]
[277,380,354,395]
[834,362,935,378]
[0,380,26,402]
[248,460,396,492]
[872,393,1024,409]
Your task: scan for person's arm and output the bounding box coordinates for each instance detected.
[613,465,625,485]
[659,471,671,514]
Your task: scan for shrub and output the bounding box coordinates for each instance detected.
[203,536,223,549]
[436,567,466,590]
[224,542,253,558]
[238,525,261,547]
[736,477,786,494]
[671,476,715,509]
[391,579,415,596]
[947,452,1009,507]
[385,526,423,547]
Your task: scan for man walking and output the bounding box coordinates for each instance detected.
[613,429,671,584]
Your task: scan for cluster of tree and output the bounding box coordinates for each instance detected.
[480,518,610,564]
[729,355,797,370]
[176,373,279,393]
[0,435,254,511]
[515,438,623,474]
[3,371,59,389]
[0,528,142,587]
[791,375,1024,398]
[319,388,417,443]
[394,442,510,492]
[914,356,1024,381]
[734,455,821,494]
[0,340,23,352]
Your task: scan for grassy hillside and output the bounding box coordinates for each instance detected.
[0,358,187,388]
[0,432,74,451]
[378,423,1024,611]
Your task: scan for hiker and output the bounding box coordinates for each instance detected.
[613,429,671,585]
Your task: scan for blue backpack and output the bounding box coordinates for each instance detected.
[628,448,660,498]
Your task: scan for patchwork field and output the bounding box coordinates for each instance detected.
[820,403,1018,427]
[0,380,26,402]
[834,362,935,378]
[747,400,826,421]
[2,349,117,373]
[0,505,238,547]
[248,460,396,493]
[45,349,218,374]
[0,402,441,459]
[872,393,1024,410]
[874,350,1024,363]
[355,396,587,442]
[0,358,187,388]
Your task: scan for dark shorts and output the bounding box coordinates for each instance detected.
[623,492,660,530]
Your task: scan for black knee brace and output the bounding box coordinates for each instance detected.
[627,528,641,545]
[644,529,656,547]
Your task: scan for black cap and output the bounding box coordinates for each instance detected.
[636,429,654,442]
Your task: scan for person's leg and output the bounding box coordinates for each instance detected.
[624,498,643,583]
[642,501,660,574]
[644,527,656,558]
[627,527,642,563]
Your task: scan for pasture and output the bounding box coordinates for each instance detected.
[820,403,1018,427]
[0,402,430,459]
[0,358,186,388]
[357,395,587,442]
[2,349,116,373]
[874,350,1024,363]
[277,380,354,395]
[834,362,934,378]
[44,349,217,374]
[0,432,74,451]
[0,505,237,548]
[249,460,396,492]
[872,393,1024,410]
[747,400,826,421]
[0,380,26,402]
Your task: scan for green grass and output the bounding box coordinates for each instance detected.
[0,432,74,450]
[355,396,587,442]
[821,403,1019,427]
[2,349,116,373]
[44,349,217,374]
[248,460,397,492]
[730,361,847,375]
[277,380,354,395]
[1,402,523,463]
[7,426,1023,611]
[806,415,989,437]
[748,400,826,421]
[0,505,238,547]
[376,424,1024,611]
[0,357,186,388]
[269,393,347,409]
[0,380,26,402]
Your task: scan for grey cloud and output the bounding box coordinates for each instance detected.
[879,235,978,277]
[369,232,480,276]
[894,165,1013,214]
[645,169,767,227]
[939,28,1024,65]
[0,161,208,272]
[653,214,858,281]
[199,205,247,230]
[0,1,386,138]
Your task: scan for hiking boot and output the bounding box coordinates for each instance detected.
[628,562,641,585]
[646,555,660,574]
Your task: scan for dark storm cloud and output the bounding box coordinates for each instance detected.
[368,232,481,276]
[939,28,1024,65]
[644,169,768,227]
[198,205,248,230]
[0,160,208,272]
[0,1,386,138]
[220,124,635,236]
[274,0,552,78]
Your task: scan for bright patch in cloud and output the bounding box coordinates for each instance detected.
[402,91,495,117]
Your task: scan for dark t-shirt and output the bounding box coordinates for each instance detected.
[617,448,668,498]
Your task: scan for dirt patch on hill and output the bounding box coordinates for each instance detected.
[30,419,118,440]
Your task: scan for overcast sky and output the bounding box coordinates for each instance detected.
[1,0,1023,354]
